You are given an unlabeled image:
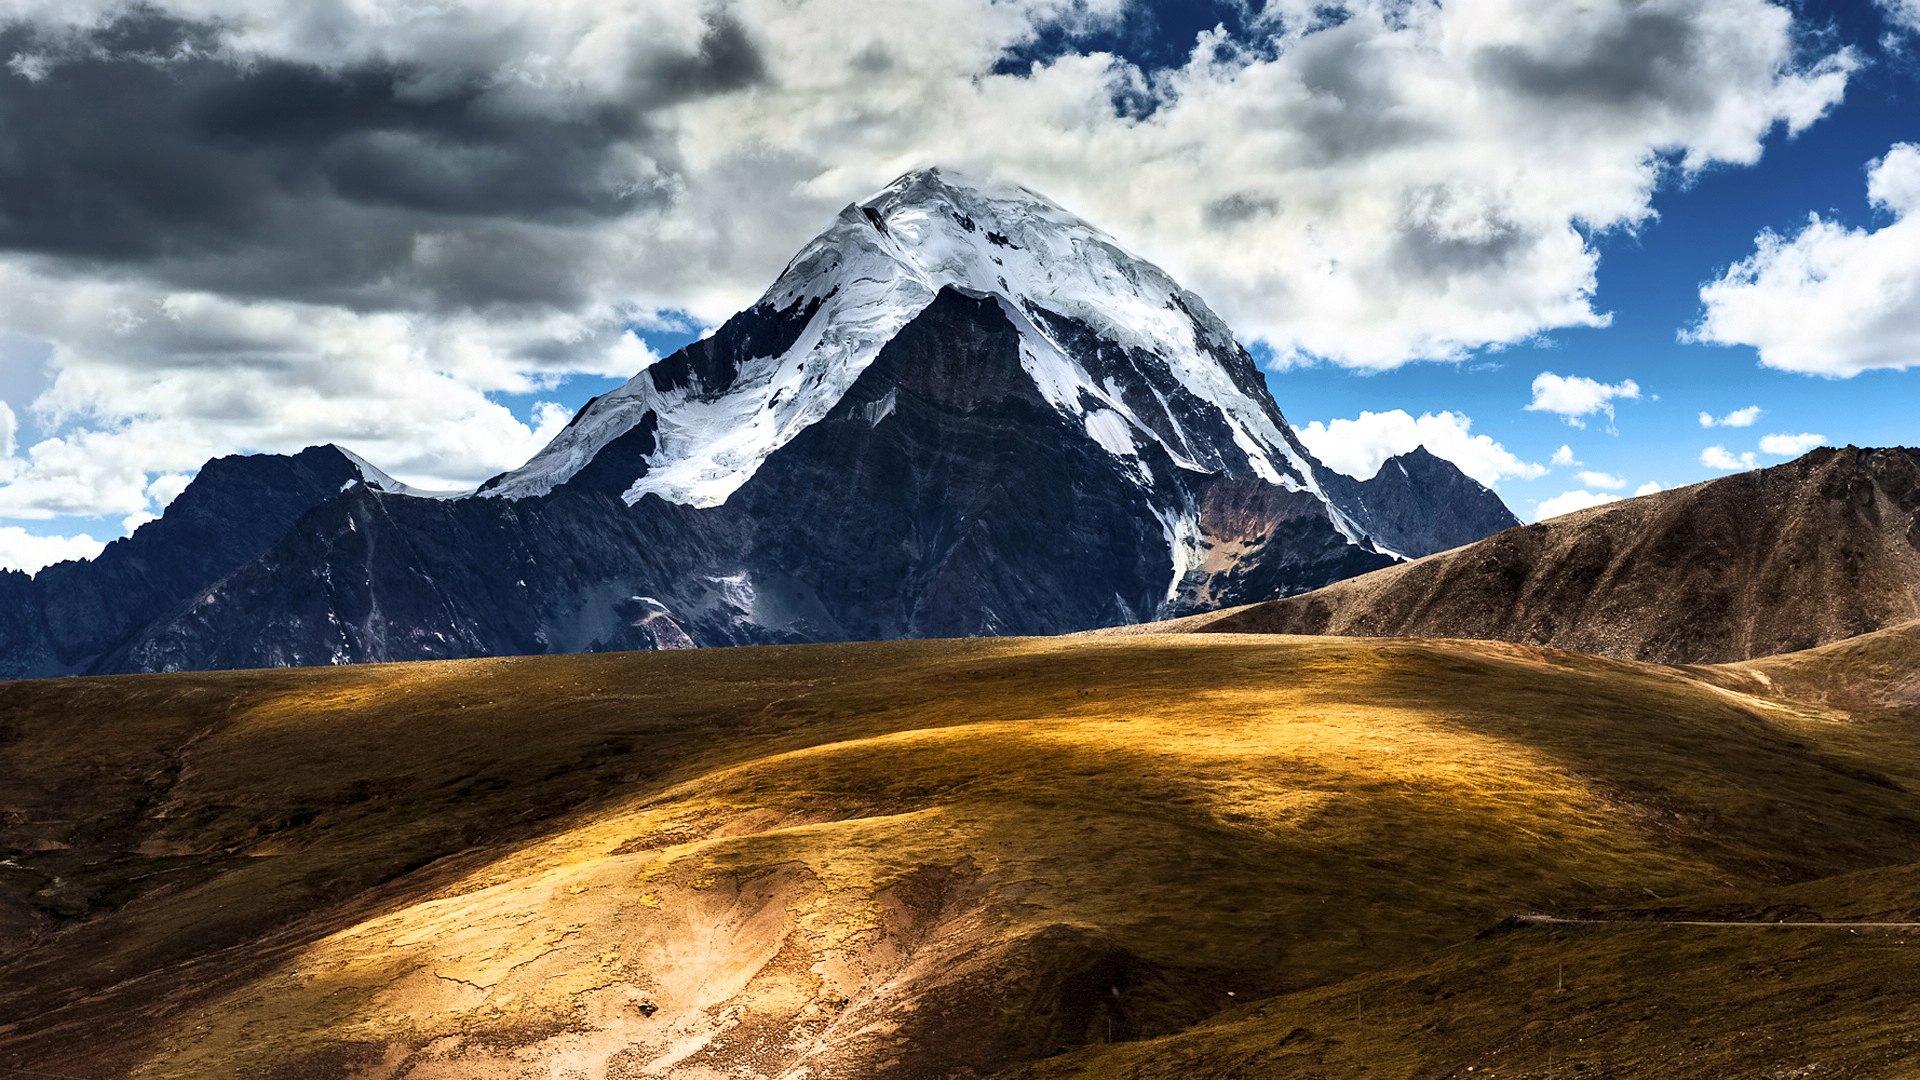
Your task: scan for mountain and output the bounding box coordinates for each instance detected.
[481,167,1350,514]
[1170,446,1920,664]
[0,445,399,678]
[8,630,1920,1076]
[3,168,1517,676]
[1317,445,1520,558]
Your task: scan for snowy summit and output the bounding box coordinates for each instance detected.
[480,167,1352,528]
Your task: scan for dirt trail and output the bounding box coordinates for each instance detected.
[1517,914,1920,930]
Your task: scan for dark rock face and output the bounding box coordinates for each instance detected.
[1172,478,1396,615]
[0,446,371,678]
[1027,307,1298,485]
[114,485,764,672]
[1320,447,1522,558]
[721,289,1183,638]
[649,293,827,397]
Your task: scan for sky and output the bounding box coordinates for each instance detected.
[0,0,1916,571]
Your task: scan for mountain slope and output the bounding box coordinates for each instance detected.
[5,632,1920,1077]
[112,482,765,672]
[1176,447,1920,664]
[1716,617,1920,717]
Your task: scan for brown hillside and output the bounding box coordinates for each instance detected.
[4,629,1920,1077]
[1179,446,1920,664]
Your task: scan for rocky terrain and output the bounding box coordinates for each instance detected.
[0,446,394,680]
[1169,446,1920,664]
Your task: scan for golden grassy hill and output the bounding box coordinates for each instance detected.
[3,631,1920,1077]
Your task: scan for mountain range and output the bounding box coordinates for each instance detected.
[0,169,1516,677]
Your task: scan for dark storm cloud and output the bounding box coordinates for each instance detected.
[0,6,768,313]
[644,11,768,97]
[1203,192,1277,228]
[1475,9,1708,112]
[1391,189,1532,285]
[1285,21,1437,163]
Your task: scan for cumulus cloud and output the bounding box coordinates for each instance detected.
[0,525,104,573]
[1690,144,1920,376]
[1536,489,1621,520]
[0,0,1858,526]
[0,270,617,518]
[1634,480,1664,496]
[1526,372,1641,429]
[1550,444,1579,467]
[1576,470,1626,490]
[1758,432,1825,456]
[1701,444,1758,471]
[1293,409,1545,488]
[1698,405,1762,427]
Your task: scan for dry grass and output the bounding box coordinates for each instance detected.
[2,632,1918,1077]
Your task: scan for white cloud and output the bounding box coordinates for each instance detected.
[1550,444,1579,467]
[1526,372,1641,429]
[1576,470,1627,490]
[1758,431,1825,456]
[1878,0,1920,39]
[0,525,104,574]
[1700,444,1758,471]
[0,271,641,520]
[0,0,1860,531]
[1536,489,1621,520]
[119,472,197,533]
[1293,409,1545,488]
[1690,143,1920,376]
[1698,405,1762,427]
[1634,480,1664,496]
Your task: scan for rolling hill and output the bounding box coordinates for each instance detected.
[1169,446,1920,664]
[5,627,1920,1077]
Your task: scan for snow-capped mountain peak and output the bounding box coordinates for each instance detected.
[479,167,1351,528]
[334,446,462,499]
